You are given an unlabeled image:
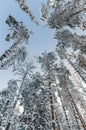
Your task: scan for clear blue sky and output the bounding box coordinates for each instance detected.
[0,0,57,90]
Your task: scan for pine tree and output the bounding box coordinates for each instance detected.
[0,80,18,130]
[41,0,86,30]
[29,73,52,130]
[4,61,35,130]
[0,15,32,70]
[55,62,86,130]
[41,0,86,84]
[55,29,86,72]
[38,51,57,130]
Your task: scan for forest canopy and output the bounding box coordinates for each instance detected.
[0,0,86,130]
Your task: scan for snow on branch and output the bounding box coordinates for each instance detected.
[15,0,39,25]
[0,15,32,69]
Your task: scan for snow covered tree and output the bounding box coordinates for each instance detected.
[0,15,32,70]
[18,72,52,130]
[8,70,52,130]
[55,29,86,72]
[0,80,18,130]
[55,63,86,130]
[31,73,52,130]
[41,0,86,83]
[40,0,56,22]
[38,51,58,130]
[15,0,39,25]
[41,0,86,30]
[2,61,35,130]
[55,44,86,84]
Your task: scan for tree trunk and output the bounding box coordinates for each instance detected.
[57,86,72,130]
[49,81,56,130]
[66,57,86,83]
[66,86,86,130]
[55,74,84,130]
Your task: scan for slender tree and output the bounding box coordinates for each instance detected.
[38,51,57,130]
[15,0,39,25]
[31,73,52,130]
[0,15,32,69]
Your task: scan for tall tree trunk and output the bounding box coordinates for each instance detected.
[65,85,81,130]
[66,57,86,83]
[55,75,84,130]
[49,80,56,130]
[66,86,86,130]
[57,85,72,130]
[70,101,81,130]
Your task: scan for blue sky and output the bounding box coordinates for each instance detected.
[0,0,57,90]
